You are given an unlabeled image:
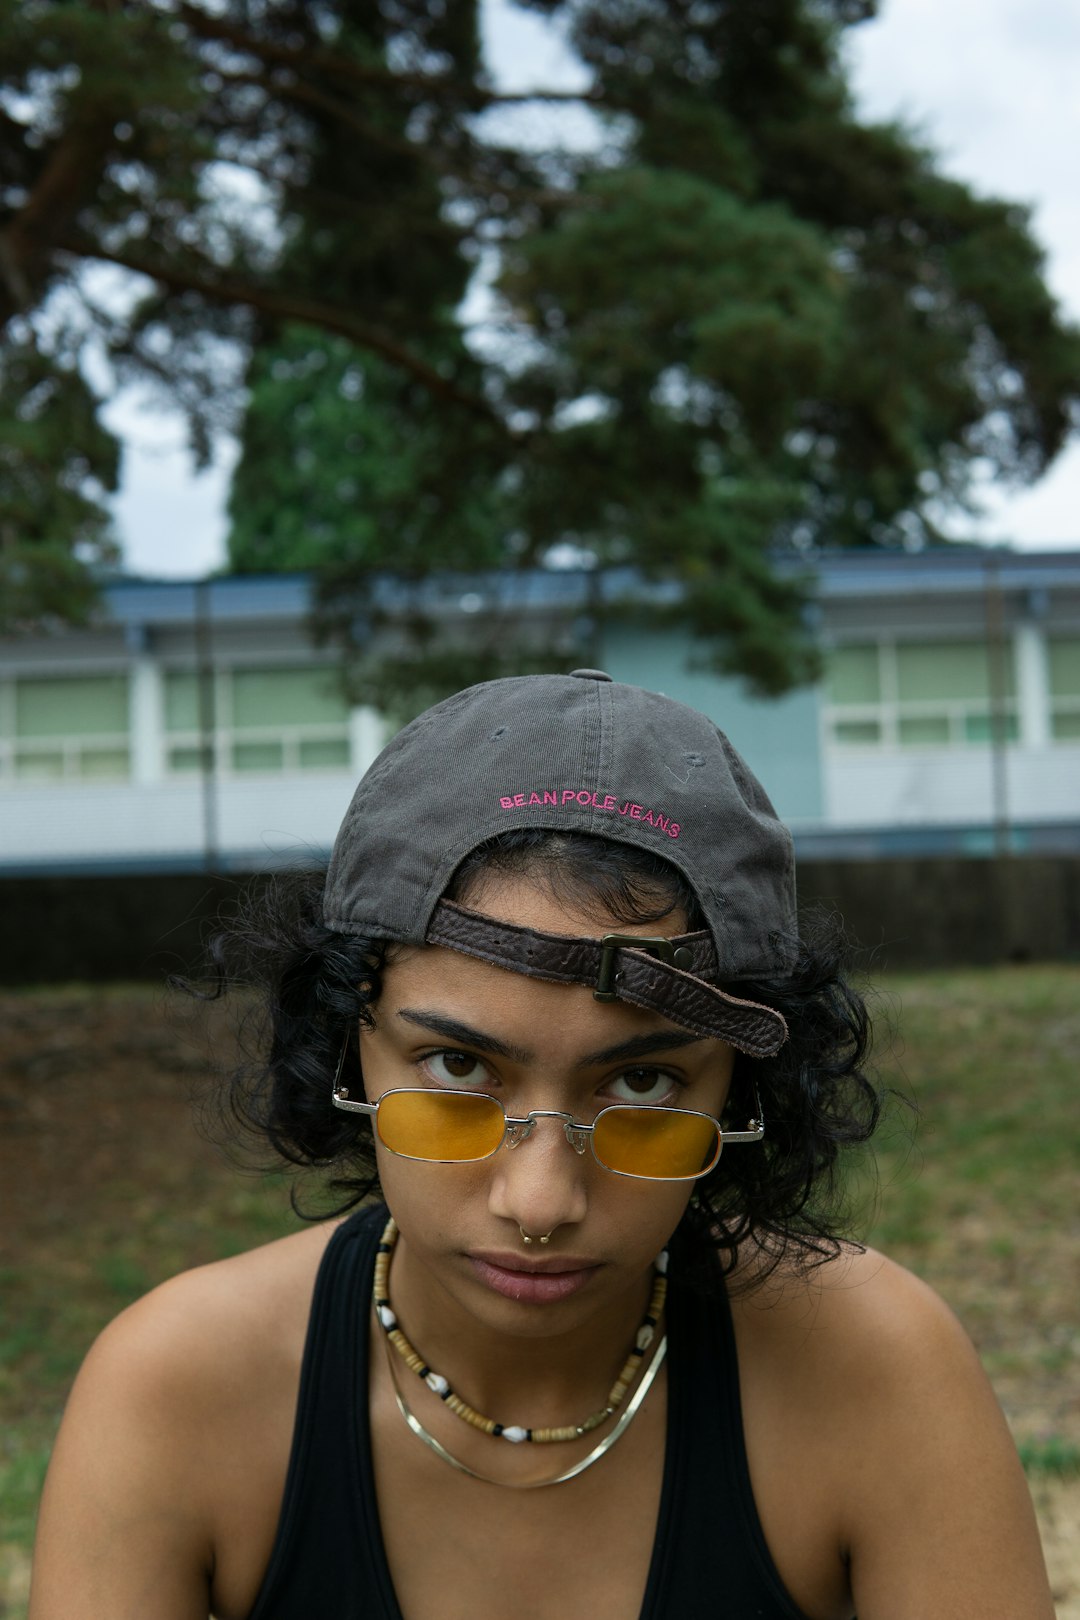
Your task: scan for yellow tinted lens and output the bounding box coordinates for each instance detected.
[376,1091,505,1161]
[594,1106,720,1179]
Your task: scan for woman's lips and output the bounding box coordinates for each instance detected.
[467,1252,600,1303]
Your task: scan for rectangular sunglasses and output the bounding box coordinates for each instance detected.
[332,1079,765,1182]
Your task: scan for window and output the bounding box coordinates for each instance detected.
[1048,637,1080,742]
[826,645,880,707]
[163,665,351,775]
[0,675,131,782]
[824,640,1018,750]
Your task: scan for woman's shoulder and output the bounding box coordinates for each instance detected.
[730,1242,983,1402]
[728,1246,1054,1617]
[72,1218,347,1434]
[31,1220,352,1619]
[725,1241,1013,1511]
[730,1239,950,1326]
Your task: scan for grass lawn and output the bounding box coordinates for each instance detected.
[2,966,1078,1615]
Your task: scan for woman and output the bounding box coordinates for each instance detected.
[30,671,1053,1619]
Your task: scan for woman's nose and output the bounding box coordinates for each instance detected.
[487,1113,591,1238]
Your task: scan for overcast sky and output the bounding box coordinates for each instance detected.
[112,0,1080,578]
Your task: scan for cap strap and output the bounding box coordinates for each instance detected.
[426,901,788,1058]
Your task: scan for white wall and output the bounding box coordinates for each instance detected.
[824,743,1080,828]
[0,774,360,869]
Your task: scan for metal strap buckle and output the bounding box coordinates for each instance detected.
[595,933,677,1002]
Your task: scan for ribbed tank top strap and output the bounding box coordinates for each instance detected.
[247,1203,402,1620]
[638,1265,812,1620]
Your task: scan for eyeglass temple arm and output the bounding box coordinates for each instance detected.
[331,1038,376,1116]
[332,1087,376,1116]
[719,1086,766,1144]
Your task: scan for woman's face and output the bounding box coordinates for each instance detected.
[357,873,736,1344]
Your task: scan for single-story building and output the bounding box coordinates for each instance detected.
[2,548,1078,874]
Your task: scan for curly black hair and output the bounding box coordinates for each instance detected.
[209,829,883,1283]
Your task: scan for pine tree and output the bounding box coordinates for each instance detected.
[2,0,1077,691]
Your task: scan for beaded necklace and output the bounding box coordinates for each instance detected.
[373,1215,668,1444]
[383,1324,668,1488]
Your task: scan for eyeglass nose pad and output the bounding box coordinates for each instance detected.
[506,1119,534,1149]
[562,1123,589,1156]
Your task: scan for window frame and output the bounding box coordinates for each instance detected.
[0,670,133,785]
[823,638,1020,752]
[161,660,353,778]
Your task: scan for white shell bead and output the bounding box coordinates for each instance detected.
[655,1249,669,1275]
[501,1426,529,1444]
[637,1324,655,1350]
[425,1372,450,1395]
[377,1305,397,1330]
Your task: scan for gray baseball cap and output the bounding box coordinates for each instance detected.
[324,670,795,1056]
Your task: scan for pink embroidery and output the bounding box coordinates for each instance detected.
[497,788,681,838]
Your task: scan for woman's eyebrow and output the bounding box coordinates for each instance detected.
[396,1008,533,1063]
[395,1010,705,1070]
[578,1030,707,1067]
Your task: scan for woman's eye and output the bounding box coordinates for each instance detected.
[421,1050,490,1087]
[607,1067,679,1106]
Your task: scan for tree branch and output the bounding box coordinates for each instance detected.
[57,234,508,426]
[175,2,600,109]
[208,66,584,214]
[0,111,117,321]
[214,66,435,166]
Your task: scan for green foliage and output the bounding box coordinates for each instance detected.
[0,337,119,630]
[1017,1436,1080,1478]
[2,0,1078,701]
[227,332,507,577]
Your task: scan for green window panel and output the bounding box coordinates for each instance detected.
[298,737,350,768]
[14,750,65,779]
[826,645,880,705]
[1051,711,1080,741]
[79,748,131,779]
[232,740,285,772]
[963,712,1019,745]
[231,667,347,728]
[12,745,131,780]
[831,718,882,746]
[167,745,205,773]
[1048,638,1080,698]
[164,672,202,732]
[895,642,1014,704]
[14,675,129,738]
[898,716,951,746]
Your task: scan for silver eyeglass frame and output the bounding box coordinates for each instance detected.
[331,1053,765,1183]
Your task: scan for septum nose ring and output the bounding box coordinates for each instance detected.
[519,1225,553,1246]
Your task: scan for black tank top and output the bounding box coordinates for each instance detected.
[247,1206,812,1619]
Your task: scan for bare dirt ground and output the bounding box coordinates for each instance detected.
[2,986,1077,1616]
